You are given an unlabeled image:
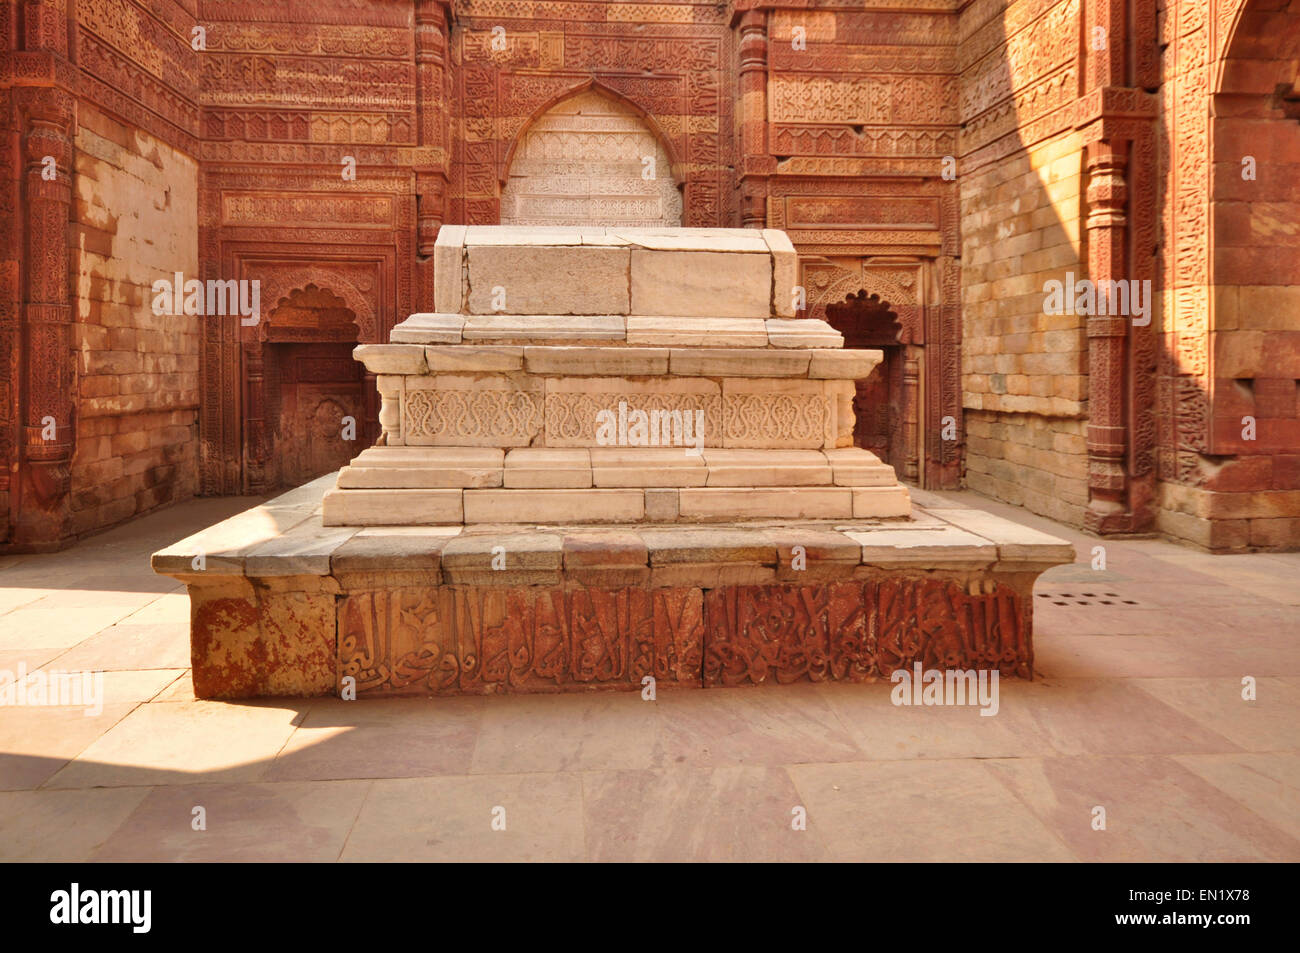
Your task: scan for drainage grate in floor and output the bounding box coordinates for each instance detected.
[1034,590,1141,607]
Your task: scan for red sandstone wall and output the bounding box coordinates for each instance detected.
[71,0,203,537]
[957,0,1091,526]
[764,5,963,489]
[1155,0,1300,550]
[71,102,200,535]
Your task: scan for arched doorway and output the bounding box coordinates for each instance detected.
[501,87,682,227]
[247,283,376,491]
[825,291,911,475]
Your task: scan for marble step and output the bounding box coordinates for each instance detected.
[359,340,875,379]
[321,481,912,526]
[434,225,798,318]
[386,314,845,349]
[335,446,899,490]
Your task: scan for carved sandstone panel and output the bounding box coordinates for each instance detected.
[334,578,1032,696]
[403,388,545,447]
[501,90,682,227]
[704,578,1030,686]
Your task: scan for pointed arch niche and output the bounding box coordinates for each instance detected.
[501,86,683,227]
[805,259,930,485]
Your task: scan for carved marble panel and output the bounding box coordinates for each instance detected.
[502,90,682,227]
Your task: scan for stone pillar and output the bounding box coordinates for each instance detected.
[415,1,453,304]
[243,342,267,493]
[1084,140,1131,532]
[14,85,76,548]
[735,8,774,228]
[901,348,921,483]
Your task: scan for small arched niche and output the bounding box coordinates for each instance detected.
[501,88,682,227]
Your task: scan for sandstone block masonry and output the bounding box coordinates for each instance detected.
[71,103,200,538]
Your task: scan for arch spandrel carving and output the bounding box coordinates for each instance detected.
[501,87,683,227]
[254,268,378,344]
[805,260,922,345]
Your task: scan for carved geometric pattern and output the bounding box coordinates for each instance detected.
[722,394,827,446]
[544,392,720,444]
[502,89,682,227]
[404,389,544,443]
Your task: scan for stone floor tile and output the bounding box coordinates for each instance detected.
[0,606,135,651]
[0,704,139,790]
[47,622,191,671]
[90,780,370,862]
[583,765,826,861]
[1009,678,1242,756]
[653,684,863,767]
[341,773,585,862]
[984,755,1300,861]
[469,692,662,774]
[1130,677,1300,752]
[787,759,1076,861]
[43,699,311,789]
[150,672,198,702]
[1033,634,1248,679]
[269,697,484,781]
[815,680,1059,760]
[1173,752,1300,843]
[0,786,152,861]
[115,592,193,626]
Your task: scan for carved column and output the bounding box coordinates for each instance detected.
[901,348,921,483]
[14,82,76,547]
[1084,140,1131,532]
[242,342,267,494]
[734,8,774,228]
[415,1,453,303]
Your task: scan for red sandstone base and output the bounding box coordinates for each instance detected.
[176,574,1038,699]
[153,476,1072,699]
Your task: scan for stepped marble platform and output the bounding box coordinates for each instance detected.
[153,226,1073,699]
[152,474,1074,698]
[323,225,910,526]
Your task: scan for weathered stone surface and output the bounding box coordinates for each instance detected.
[808,349,882,380]
[433,225,467,313]
[615,229,769,252]
[524,346,669,376]
[625,316,769,347]
[929,508,1076,566]
[188,576,338,699]
[851,486,913,518]
[424,346,524,373]
[461,314,625,342]
[463,489,644,523]
[678,487,853,520]
[503,448,593,488]
[823,447,899,487]
[643,488,681,520]
[845,524,996,569]
[590,448,708,487]
[701,449,832,486]
[353,344,427,375]
[764,229,799,317]
[467,245,630,315]
[441,532,564,585]
[322,488,464,526]
[330,526,461,573]
[391,313,465,344]
[670,348,811,378]
[766,319,844,348]
[630,249,771,317]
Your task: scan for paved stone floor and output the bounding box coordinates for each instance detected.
[0,490,1296,862]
